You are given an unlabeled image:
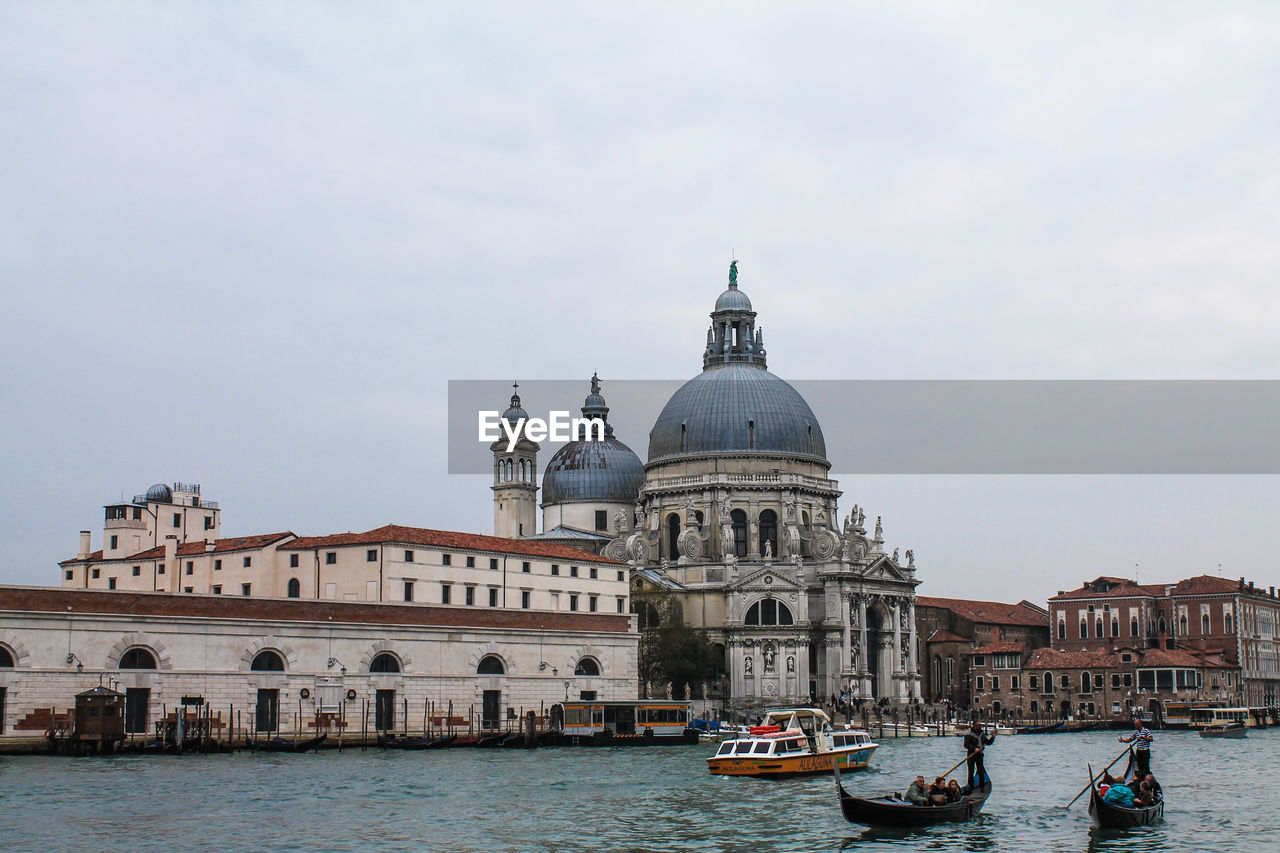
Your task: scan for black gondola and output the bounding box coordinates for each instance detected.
[426,735,457,749]
[1015,721,1065,735]
[377,733,433,750]
[246,733,327,753]
[1086,767,1163,829]
[834,762,993,826]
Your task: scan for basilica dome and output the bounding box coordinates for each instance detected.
[647,263,827,466]
[541,375,644,505]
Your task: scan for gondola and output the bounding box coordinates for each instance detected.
[246,733,327,753]
[833,762,992,826]
[377,733,433,750]
[1015,721,1065,735]
[1086,767,1163,829]
[426,735,457,749]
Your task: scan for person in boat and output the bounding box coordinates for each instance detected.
[904,775,929,805]
[927,776,949,806]
[1097,771,1115,797]
[962,721,996,791]
[1118,717,1154,778]
[946,779,963,802]
[1133,781,1154,807]
[1143,773,1162,801]
[1101,779,1136,807]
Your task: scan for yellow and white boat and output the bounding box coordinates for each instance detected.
[706,708,878,778]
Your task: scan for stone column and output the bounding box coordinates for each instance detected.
[892,597,905,701]
[858,596,868,674]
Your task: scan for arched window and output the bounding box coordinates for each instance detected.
[251,650,285,671]
[287,578,300,598]
[477,655,504,675]
[1079,620,1087,639]
[633,600,662,630]
[744,598,794,626]
[1225,612,1234,634]
[1111,617,1119,637]
[1043,671,1054,693]
[1095,619,1103,638]
[1081,672,1092,692]
[1202,613,1210,634]
[370,652,400,673]
[119,648,157,669]
[758,509,778,557]
[1178,615,1188,636]
[1131,617,1139,636]
[1057,621,1066,640]
[574,658,600,676]
[731,509,748,558]
[666,513,681,561]
[1158,616,1167,634]
[0,646,14,667]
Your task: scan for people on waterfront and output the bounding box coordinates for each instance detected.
[904,775,928,805]
[1118,717,1154,777]
[963,720,996,790]
[946,779,963,802]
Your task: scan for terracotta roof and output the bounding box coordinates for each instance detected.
[61,534,295,565]
[966,642,1026,655]
[915,596,1048,627]
[1170,575,1243,595]
[1135,647,1231,668]
[1049,578,1165,601]
[926,629,970,644]
[1025,648,1120,669]
[286,524,622,564]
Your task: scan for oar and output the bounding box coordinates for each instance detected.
[1063,746,1131,809]
[939,750,980,781]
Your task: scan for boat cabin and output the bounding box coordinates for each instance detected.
[553,700,691,737]
[1190,707,1254,728]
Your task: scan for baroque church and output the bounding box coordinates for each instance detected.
[492,263,921,707]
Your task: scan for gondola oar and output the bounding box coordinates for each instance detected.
[938,749,980,781]
[1063,746,1130,809]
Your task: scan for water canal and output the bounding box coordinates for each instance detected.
[1,729,1276,851]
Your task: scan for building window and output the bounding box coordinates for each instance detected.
[287,578,300,598]
[108,577,116,589]
[490,558,498,570]
[575,658,600,676]
[1011,675,1020,690]
[367,549,377,562]
[1202,613,1210,634]
[1060,674,1069,690]
[65,569,73,580]
[183,587,193,593]
[214,559,222,571]
[973,655,986,667]
[1225,611,1234,633]
[731,509,748,557]
[595,510,607,531]
[132,565,140,577]
[1121,652,1133,663]
[250,650,285,671]
[522,562,531,573]
[551,564,560,576]
[1123,673,1133,687]
[1131,617,1139,636]
[404,550,414,563]
[119,648,157,669]
[326,552,337,565]
[243,556,251,568]
[212,585,221,595]
[617,570,624,581]
[370,653,400,673]
[1112,674,1121,688]
[744,599,794,626]
[521,590,530,609]
[172,513,181,528]
[589,567,598,579]
[1111,618,1119,636]
[465,587,475,606]
[441,584,451,604]
[466,556,475,568]
[1079,621,1087,639]
[488,588,498,607]
[442,554,451,566]
[157,564,164,575]
[976,676,984,693]
[589,596,598,612]
[404,581,414,602]
[109,535,118,549]
[92,568,100,579]
[991,676,999,691]
[204,516,214,530]
[477,655,504,675]
[1094,674,1103,690]
[241,583,251,596]
[617,597,626,613]
[570,566,579,578]
[1029,675,1039,691]
[185,562,193,575]
[569,594,579,612]
[290,554,299,568]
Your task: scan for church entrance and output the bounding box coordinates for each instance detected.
[866,605,884,700]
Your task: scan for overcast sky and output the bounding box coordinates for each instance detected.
[3,3,1280,604]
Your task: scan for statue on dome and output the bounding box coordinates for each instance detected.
[729,259,738,286]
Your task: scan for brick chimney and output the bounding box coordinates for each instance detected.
[77,530,91,560]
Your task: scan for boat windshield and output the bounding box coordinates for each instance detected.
[752,741,772,754]
[734,741,753,754]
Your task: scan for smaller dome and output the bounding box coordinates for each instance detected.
[502,383,527,424]
[145,483,172,502]
[714,285,752,312]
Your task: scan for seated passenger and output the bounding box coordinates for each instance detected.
[1133,781,1154,807]
[946,779,963,802]
[1097,771,1115,797]
[904,775,928,805]
[928,777,949,806]
[1102,781,1135,807]
[1144,773,1162,801]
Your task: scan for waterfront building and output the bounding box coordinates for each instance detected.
[549,264,923,707]
[0,586,636,739]
[914,596,1050,709]
[1048,575,1277,707]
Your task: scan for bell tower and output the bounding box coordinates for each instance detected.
[491,382,540,538]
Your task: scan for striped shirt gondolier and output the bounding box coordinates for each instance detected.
[1121,725,1152,750]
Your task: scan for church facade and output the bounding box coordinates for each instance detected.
[497,263,922,707]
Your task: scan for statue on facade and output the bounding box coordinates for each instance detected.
[857,507,865,528]
[905,549,914,567]
[874,516,883,539]
[786,656,795,673]
[634,505,645,529]
[763,539,773,560]
[615,508,628,532]
[783,494,797,520]
[892,548,899,562]
[744,655,753,674]
[659,558,670,573]
[729,259,738,286]
[684,494,697,514]
[763,644,776,672]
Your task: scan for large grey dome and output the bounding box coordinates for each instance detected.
[145,483,172,502]
[542,436,645,504]
[714,286,752,312]
[648,366,827,464]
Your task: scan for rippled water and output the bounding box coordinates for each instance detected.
[1,729,1277,852]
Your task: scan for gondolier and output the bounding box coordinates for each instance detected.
[1118,717,1154,777]
[962,721,995,791]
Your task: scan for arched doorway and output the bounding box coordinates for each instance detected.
[865,602,889,700]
